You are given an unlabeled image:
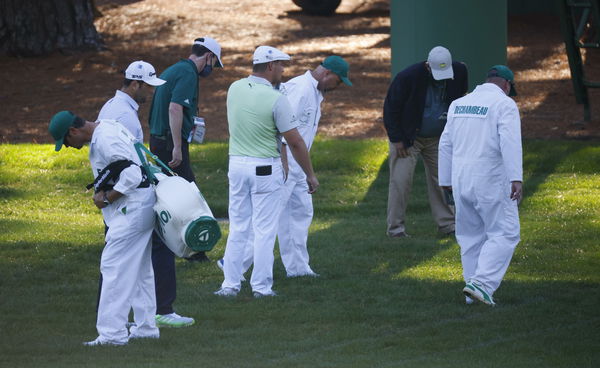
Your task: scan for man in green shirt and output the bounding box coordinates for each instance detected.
[147,37,223,327]
[215,46,319,298]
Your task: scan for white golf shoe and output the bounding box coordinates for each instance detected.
[214,287,239,297]
[463,280,496,306]
[83,337,127,346]
[155,313,195,328]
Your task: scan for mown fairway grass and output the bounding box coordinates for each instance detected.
[0,139,599,367]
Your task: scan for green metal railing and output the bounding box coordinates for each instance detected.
[558,0,600,123]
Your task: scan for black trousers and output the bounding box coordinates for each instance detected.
[149,135,197,315]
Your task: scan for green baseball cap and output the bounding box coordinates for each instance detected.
[322,55,352,86]
[487,65,517,97]
[49,111,76,151]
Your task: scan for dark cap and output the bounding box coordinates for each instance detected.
[487,65,517,96]
[322,55,352,86]
[49,111,76,151]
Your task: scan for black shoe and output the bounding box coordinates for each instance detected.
[185,252,210,263]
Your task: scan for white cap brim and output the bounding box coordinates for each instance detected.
[145,76,166,86]
[431,67,454,80]
[252,46,291,64]
[194,37,223,67]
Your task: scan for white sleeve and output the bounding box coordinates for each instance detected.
[438,104,454,186]
[113,165,144,196]
[98,133,143,195]
[498,100,523,182]
[273,95,298,133]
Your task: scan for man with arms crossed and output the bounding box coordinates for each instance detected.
[215,46,319,298]
[438,65,523,306]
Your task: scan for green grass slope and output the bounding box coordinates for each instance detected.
[0,139,598,367]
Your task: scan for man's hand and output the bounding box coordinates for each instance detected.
[169,146,182,168]
[92,190,108,209]
[394,141,410,158]
[510,181,523,202]
[306,175,319,194]
[92,189,123,209]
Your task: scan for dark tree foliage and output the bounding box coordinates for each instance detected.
[292,0,342,16]
[0,0,104,57]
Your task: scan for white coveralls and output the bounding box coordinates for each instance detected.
[438,83,522,296]
[277,71,322,276]
[90,120,158,344]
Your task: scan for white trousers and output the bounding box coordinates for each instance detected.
[221,156,284,294]
[453,164,520,295]
[97,191,158,344]
[277,161,315,276]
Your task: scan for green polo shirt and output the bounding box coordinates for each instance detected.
[148,59,198,139]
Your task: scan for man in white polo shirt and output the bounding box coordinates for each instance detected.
[98,60,166,142]
[215,46,319,298]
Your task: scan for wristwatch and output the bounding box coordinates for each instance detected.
[102,192,111,206]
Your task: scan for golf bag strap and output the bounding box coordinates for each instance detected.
[134,142,176,184]
[86,160,151,193]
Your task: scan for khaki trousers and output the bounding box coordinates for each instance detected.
[387,137,455,236]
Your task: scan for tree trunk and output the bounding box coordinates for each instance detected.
[292,0,342,16]
[0,0,104,57]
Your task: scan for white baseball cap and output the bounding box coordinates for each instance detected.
[427,46,454,80]
[194,37,223,67]
[125,61,166,86]
[253,46,291,65]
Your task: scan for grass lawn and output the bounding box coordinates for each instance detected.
[0,139,599,367]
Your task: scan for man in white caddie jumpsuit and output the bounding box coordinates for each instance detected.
[277,55,352,277]
[49,111,159,345]
[438,65,523,306]
[214,46,319,298]
[96,61,195,327]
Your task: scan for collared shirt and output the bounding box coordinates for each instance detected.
[279,70,323,151]
[247,75,296,131]
[227,75,297,158]
[439,83,523,186]
[149,59,199,139]
[98,90,143,143]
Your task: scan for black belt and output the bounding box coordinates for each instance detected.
[151,134,167,140]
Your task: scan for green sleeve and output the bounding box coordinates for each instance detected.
[170,73,196,109]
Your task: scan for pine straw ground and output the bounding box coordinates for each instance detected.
[0,0,599,143]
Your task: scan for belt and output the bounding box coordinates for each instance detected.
[151,134,167,140]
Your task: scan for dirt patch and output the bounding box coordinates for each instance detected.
[0,0,599,144]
